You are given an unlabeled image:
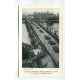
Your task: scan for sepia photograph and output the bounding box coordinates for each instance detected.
[22,9,59,68]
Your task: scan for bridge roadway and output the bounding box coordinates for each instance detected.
[26,19,59,67]
[38,23,59,43]
[24,19,57,67]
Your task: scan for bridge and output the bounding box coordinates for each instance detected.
[22,16,59,68]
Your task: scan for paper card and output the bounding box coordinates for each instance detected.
[18,0,64,79]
